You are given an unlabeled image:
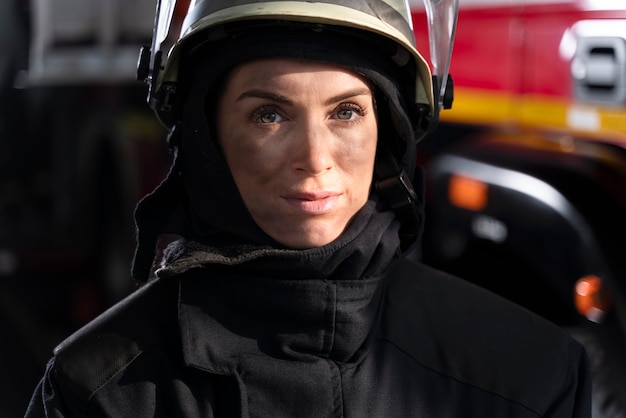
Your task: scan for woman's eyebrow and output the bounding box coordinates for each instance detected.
[236,90,291,104]
[236,88,372,105]
[324,88,372,106]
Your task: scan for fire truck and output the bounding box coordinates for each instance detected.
[411,0,626,415]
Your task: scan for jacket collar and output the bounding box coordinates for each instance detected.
[177,269,386,373]
[159,200,402,372]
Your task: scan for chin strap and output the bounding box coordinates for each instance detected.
[374,140,424,250]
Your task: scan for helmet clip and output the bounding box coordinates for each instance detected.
[376,170,418,210]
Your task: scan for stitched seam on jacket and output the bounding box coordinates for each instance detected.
[87,349,144,401]
[377,338,542,417]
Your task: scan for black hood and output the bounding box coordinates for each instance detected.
[132,24,426,282]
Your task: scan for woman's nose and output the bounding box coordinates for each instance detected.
[291,121,333,175]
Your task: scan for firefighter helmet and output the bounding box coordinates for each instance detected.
[132,0,459,281]
[138,0,458,131]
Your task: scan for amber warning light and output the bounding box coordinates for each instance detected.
[574,275,611,323]
[448,174,489,211]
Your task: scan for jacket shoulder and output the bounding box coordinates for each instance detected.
[52,277,178,401]
[382,258,589,415]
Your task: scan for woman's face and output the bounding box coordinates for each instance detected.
[217,58,378,249]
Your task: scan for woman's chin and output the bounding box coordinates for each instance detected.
[266,221,347,250]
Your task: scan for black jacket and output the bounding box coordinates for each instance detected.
[26,252,590,417]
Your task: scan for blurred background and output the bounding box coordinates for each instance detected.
[2,0,626,416]
[0,0,171,415]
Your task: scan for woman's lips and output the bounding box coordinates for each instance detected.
[283,192,341,214]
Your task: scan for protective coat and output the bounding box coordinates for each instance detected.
[26,237,590,417]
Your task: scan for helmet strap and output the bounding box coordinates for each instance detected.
[374,140,424,249]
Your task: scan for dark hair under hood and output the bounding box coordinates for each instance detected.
[131,22,430,282]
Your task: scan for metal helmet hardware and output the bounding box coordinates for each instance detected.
[138,0,459,129]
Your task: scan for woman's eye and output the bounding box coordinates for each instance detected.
[259,112,280,123]
[252,107,283,124]
[336,109,354,120]
[334,104,365,121]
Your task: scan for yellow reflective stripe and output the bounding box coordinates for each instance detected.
[441,88,514,125]
[441,87,626,144]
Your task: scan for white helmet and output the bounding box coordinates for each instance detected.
[138,0,458,130]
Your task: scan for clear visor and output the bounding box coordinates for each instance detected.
[421,0,459,110]
[154,0,177,47]
[150,0,191,79]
